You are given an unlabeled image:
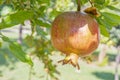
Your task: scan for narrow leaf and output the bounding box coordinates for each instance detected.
[0,10,34,29]
[50,9,62,19]
[104,0,110,6]
[35,19,50,28]
[99,25,110,37]
[37,0,50,5]
[0,41,2,48]
[36,26,47,39]
[79,0,88,5]
[97,17,112,30]
[97,18,110,37]
[102,12,120,26]
[94,0,105,4]
[1,36,33,66]
[107,5,120,12]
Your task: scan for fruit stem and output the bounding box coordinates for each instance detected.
[77,0,81,11]
[88,0,94,7]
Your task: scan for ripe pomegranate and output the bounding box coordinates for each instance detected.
[51,12,100,69]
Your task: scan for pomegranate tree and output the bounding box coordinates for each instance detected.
[51,1,100,69]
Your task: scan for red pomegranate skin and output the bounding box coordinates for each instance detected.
[51,12,100,57]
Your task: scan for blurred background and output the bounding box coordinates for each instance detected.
[0,0,120,80]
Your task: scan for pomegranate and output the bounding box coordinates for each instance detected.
[51,12,100,69]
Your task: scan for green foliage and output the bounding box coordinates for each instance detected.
[99,25,110,37]
[0,41,2,47]
[36,26,47,39]
[0,4,14,16]
[1,35,33,66]
[9,42,33,66]
[35,19,51,28]
[107,5,120,12]
[110,26,120,46]
[98,56,109,66]
[80,0,88,5]
[0,10,34,29]
[94,0,105,5]
[102,12,120,26]
[24,34,58,78]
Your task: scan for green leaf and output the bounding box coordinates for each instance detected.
[0,4,14,16]
[107,5,120,12]
[0,41,2,47]
[1,35,33,66]
[104,0,110,6]
[96,11,120,37]
[37,0,50,5]
[1,35,11,42]
[79,0,88,5]
[99,25,110,37]
[97,17,112,30]
[94,0,105,4]
[50,9,62,19]
[35,19,50,28]
[37,6,47,17]
[97,18,110,37]
[36,26,47,39]
[0,1,3,4]
[39,6,46,12]
[24,35,35,48]
[98,56,108,66]
[102,12,120,26]
[110,1,120,5]
[0,10,34,29]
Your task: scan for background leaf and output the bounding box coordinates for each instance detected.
[0,10,34,29]
[36,26,47,39]
[107,5,120,12]
[99,25,110,37]
[1,35,33,66]
[35,19,51,28]
[102,12,120,26]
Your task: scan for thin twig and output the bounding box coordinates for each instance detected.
[18,24,23,44]
[115,46,120,80]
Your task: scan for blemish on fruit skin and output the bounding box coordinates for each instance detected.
[54,29,58,37]
[79,19,86,27]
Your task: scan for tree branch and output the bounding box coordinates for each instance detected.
[18,24,23,44]
[115,46,120,80]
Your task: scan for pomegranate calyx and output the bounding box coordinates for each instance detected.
[58,53,80,70]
